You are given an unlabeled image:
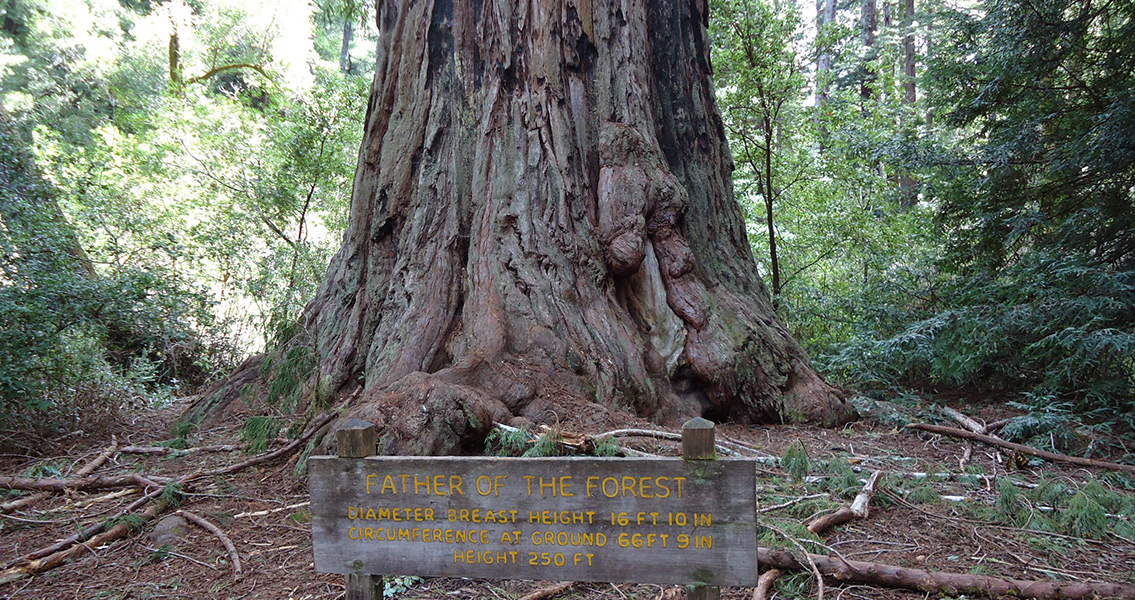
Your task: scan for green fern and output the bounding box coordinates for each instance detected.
[241,416,281,453]
[1063,490,1108,539]
[782,441,811,481]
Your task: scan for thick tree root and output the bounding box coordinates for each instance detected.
[758,548,1135,599]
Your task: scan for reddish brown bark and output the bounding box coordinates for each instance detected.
[293,0,854,454]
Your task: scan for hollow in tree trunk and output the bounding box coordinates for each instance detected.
[295,0,854,454]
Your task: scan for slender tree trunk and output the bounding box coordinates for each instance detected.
[339,17,354,73]
[288,0,855,455]
[815,0,836,145]
[898,0,917,207]
[902,0,916,104]
[860,0,877,100]
[762,116,779,301]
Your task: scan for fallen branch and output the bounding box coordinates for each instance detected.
[0,494,170,586]
[759,493,828,514]
[0,473,172,493]
[940,406,988,435]
[119,444,238,455]
[906,423,1135,475]
[753,569,783,600]
[585,427,748,458]
[765,523,825,600]
[233,501,310,519]
[982,418,1013,434]
[807,471,883,534]
[0,409,337,583]
[1,438,119,513]
[518,581,577,600]
[70,488,140,509]
[177,510,242,579]
[3,473,171,569]
[758,547,1135,599]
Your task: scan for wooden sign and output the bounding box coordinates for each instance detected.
[309,456,758,586]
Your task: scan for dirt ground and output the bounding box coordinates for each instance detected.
[2,396,1134,600]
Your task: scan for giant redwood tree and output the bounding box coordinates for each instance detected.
[252,0,854,453]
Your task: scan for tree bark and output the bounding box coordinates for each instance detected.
[299,0,855,454]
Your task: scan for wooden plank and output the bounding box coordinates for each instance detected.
[335,421,383,600]
[309,456,758,586]
[682,419,721,600]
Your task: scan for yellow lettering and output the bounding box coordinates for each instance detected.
[639,476,653,498]
[365,474,377,494]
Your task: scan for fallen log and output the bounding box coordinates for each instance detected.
[758,548,1135,599]
[905,423,1135,475]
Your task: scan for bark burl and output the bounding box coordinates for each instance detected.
[306,0,855,454]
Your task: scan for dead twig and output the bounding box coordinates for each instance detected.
[759,493,828,514]
[765,523,825,600]
[518,581,577,600]
[177,510,242,579]
[233,501,310,518]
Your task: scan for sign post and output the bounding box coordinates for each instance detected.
[311,418,757,595]
[336,419,382,600]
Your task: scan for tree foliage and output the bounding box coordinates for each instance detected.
[0,0,370,430]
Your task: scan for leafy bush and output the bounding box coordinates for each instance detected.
[817,253,1134,426]
[1,119,232,432]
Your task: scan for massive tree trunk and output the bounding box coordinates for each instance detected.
[302,0,855,455]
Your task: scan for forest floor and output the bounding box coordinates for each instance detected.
[2,394,1134,600]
